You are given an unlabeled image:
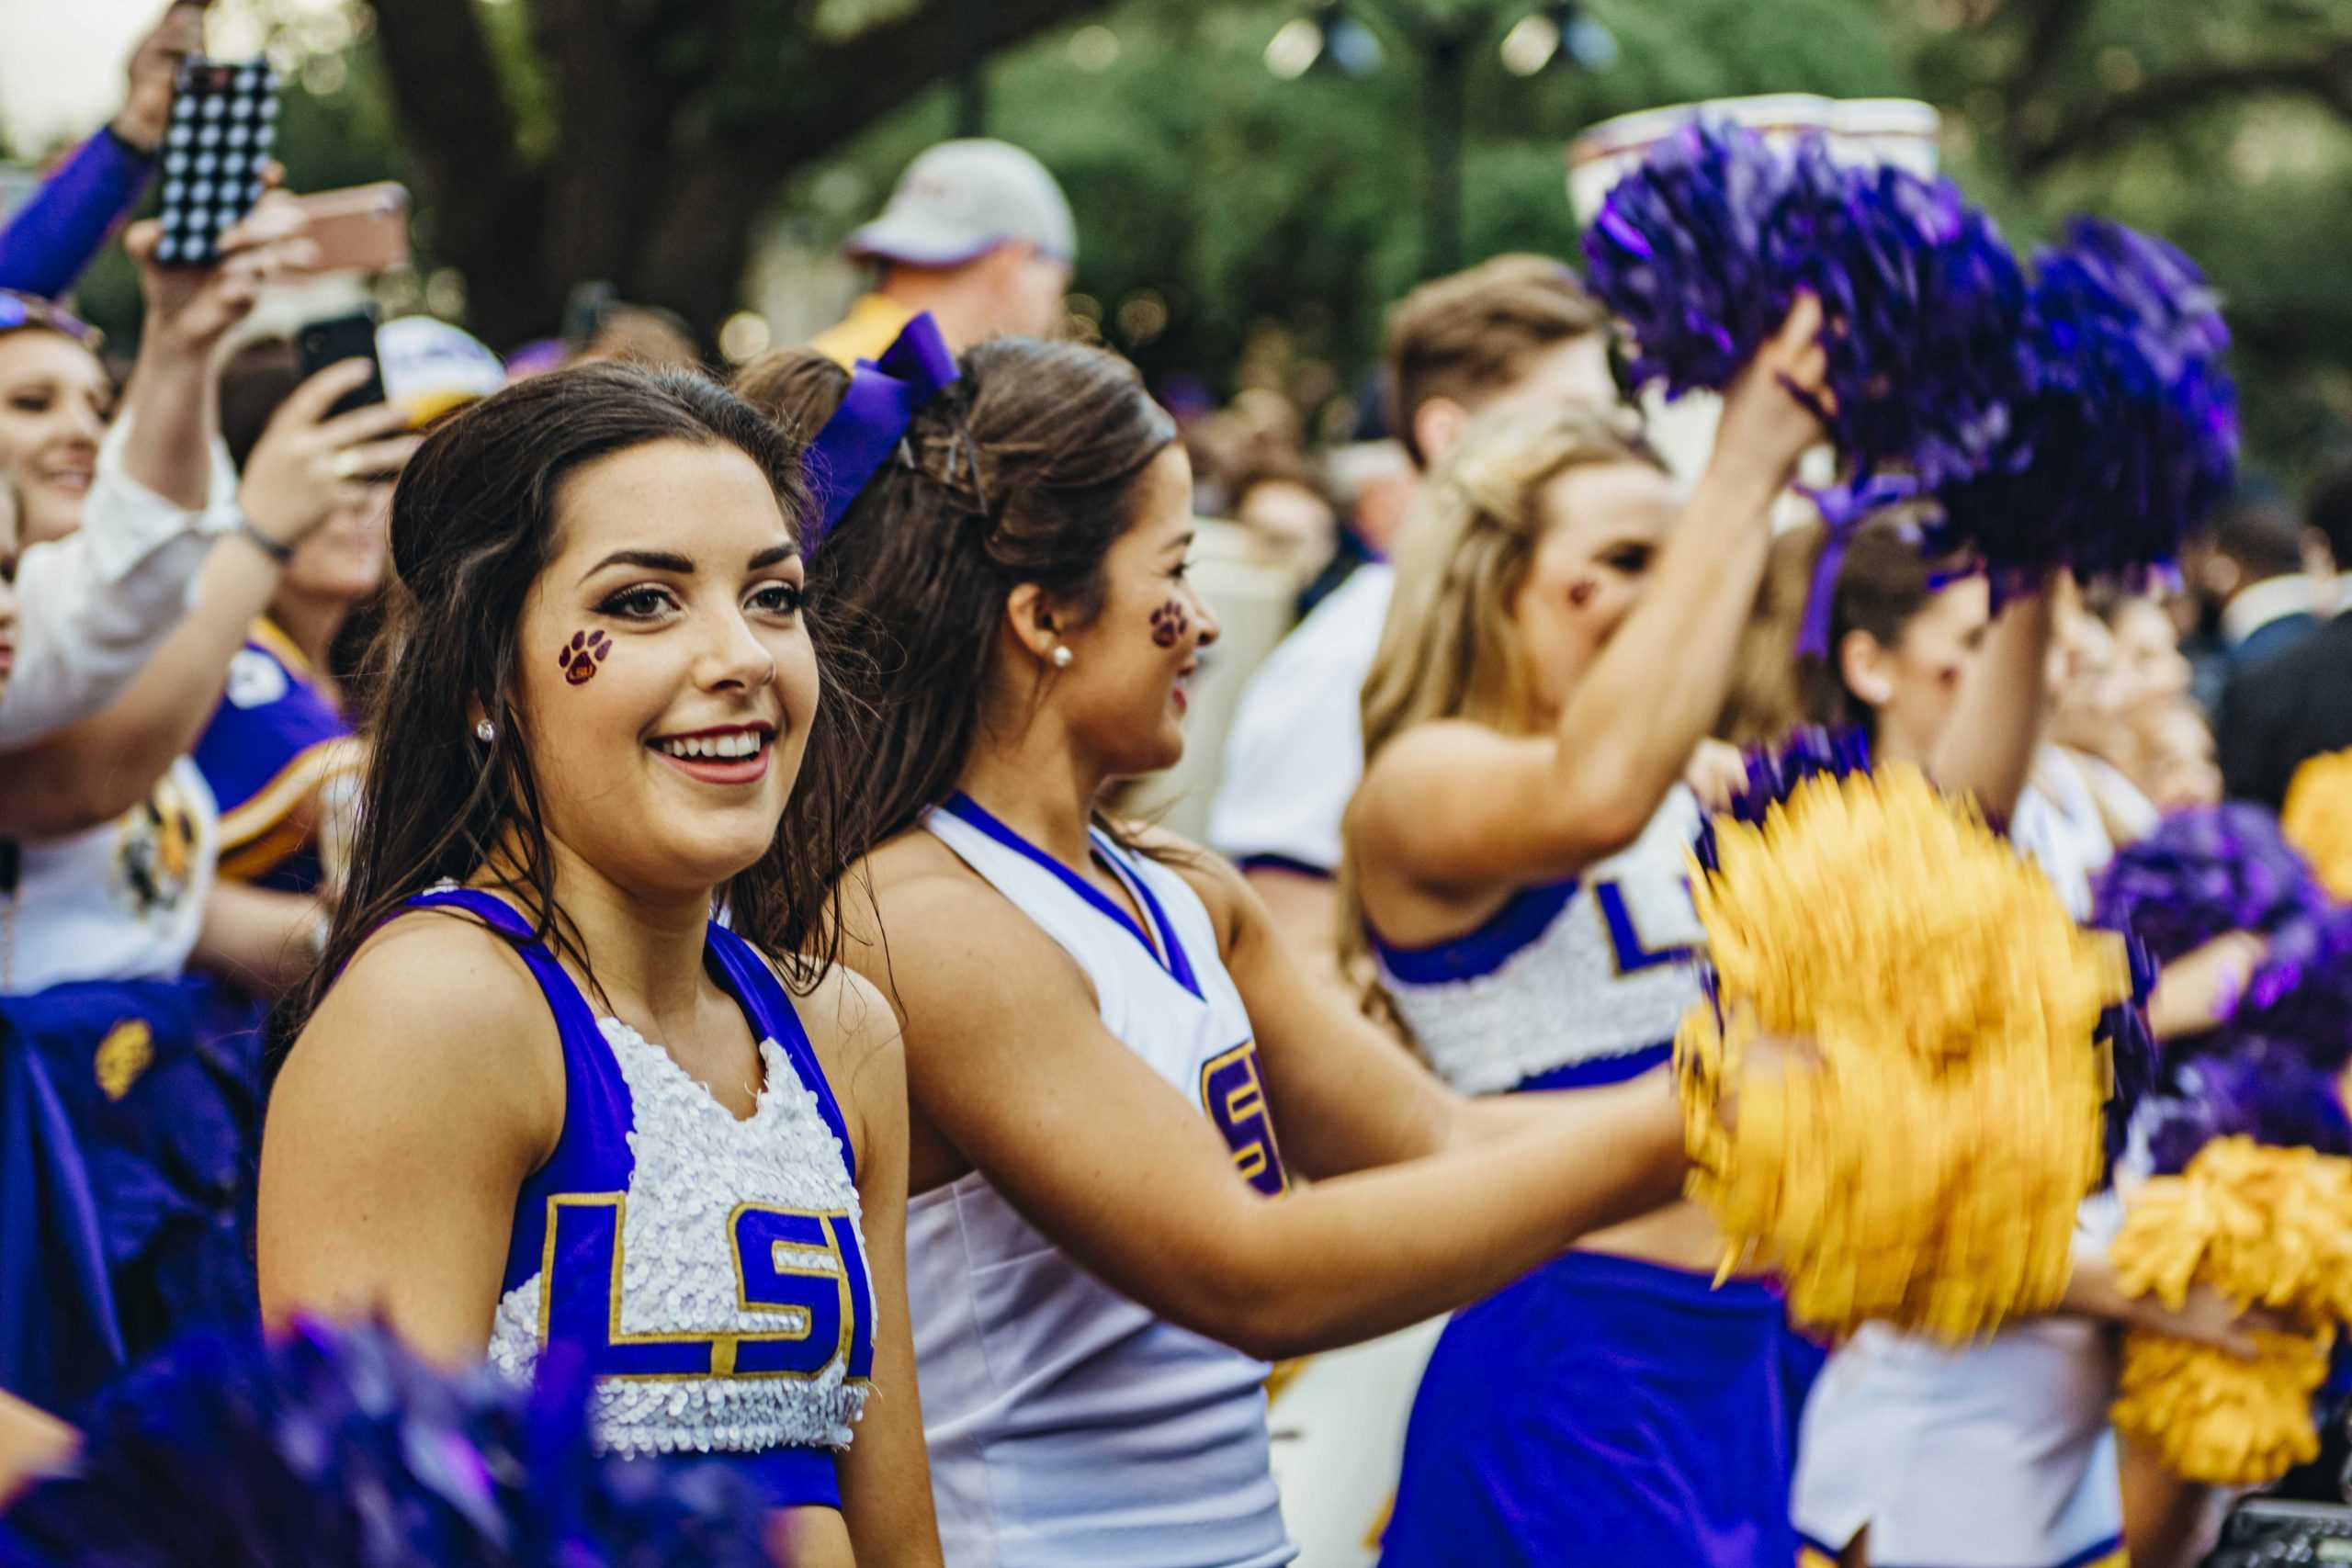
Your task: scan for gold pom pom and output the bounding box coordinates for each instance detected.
[2109,1136,2352,1485]
[2283,749,2352,903]
[1676,763,2128,1342]
[2112,1328,2333,1487]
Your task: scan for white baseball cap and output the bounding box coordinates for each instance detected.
[846,140,1077,267]
[377,316,505,424]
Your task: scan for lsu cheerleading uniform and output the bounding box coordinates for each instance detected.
[193,621,361,895]
[911,794,1295,1568]
[1373,785,1822,1568]
[1793,757,2129,1568]
[405,887,874,1507]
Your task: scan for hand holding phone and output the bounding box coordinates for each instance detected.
[296,310,387,420]
[153,57,278,267]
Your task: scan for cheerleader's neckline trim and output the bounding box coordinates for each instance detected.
[939,790,1203,998]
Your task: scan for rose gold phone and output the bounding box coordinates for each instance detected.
[288,182,411,274]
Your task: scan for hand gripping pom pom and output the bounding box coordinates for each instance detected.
[2110,1138,2352,1485]
[0,1320,775,1568]
[1583,120,2034,491]
[1675,762,2130,1342]
[2283,749,2352,904]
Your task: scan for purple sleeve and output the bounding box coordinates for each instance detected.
[0,130,156,300]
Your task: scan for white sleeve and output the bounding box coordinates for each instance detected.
[1205,567,1393,874]
[0,423,242,749]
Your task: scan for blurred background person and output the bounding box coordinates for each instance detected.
[808,139,1075,367]
[2221,457,2352,807]
[1228,444,1340,605]
[1207,254,1615,984]
[2180,495,2321,712]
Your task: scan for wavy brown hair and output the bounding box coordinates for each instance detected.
[293,364,865,1040]
[739,336,1179,864]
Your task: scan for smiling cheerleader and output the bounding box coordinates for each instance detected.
[256,365,943,1568]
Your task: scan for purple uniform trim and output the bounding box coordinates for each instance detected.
[940,791,1204,998]
[1366,879,1578,985]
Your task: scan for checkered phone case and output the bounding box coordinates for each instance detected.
[154,59,280,267]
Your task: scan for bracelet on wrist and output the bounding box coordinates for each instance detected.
[231,512,295,565]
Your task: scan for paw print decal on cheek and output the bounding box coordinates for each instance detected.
[560,629,611,685]
[1150,601,1189,649]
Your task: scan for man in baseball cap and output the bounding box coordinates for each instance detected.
[809,139,1076,367]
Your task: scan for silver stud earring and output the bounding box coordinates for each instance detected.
[1050,645,1074,670]
[475,718,495,743]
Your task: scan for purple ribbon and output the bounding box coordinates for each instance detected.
[803,310,959,547]
[1794,472,1920,659]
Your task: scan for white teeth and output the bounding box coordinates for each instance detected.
[655,730,764,761]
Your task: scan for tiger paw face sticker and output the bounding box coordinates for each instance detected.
[560,629,611,685]
[1149,600,1190,649]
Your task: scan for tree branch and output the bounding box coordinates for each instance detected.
[2015,38,2352,175]
[2001,0,2098,116]
[741,0,1114,155]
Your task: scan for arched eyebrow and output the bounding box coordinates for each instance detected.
[578,539,798,585]
[578,547,695,583]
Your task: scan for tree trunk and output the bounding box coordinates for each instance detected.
[368,0,1118,352]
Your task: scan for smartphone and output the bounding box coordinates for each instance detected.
[153,58,280,268]
[288,183,412,275]
[296,310,385,421]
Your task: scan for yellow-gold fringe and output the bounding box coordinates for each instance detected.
[2282,749,2352,904]
[2109,1135,2352,1485]
[1676,763,2128,1342]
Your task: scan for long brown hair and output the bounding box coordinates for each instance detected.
[1340,400,1658,990]
[1715,511,1951,748]
[297,364,865,1038]
[741,336,1179,863]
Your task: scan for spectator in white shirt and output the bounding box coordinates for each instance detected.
[0,214,415,838]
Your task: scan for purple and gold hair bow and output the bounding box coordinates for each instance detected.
[804,310,959,546]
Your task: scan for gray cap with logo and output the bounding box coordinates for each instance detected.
[845,140,1077,266]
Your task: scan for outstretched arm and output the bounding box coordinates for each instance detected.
[862,873,1689,1363]
[0,4,201,298]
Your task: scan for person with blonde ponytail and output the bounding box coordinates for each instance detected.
[1340,300,1831,1566]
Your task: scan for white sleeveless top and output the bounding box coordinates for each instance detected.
[1373,786,1707,1094]
[912,795,1295,1568]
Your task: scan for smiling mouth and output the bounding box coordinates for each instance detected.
[646,724,776,785]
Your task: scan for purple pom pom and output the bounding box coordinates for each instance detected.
[1929,219,2238,601]
[2146,1039,2352,1176]
[2090,804,2352,1066]
[0,1320,773,1568]
[2094,805,2352,1168]
[1584,121,2032,491]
